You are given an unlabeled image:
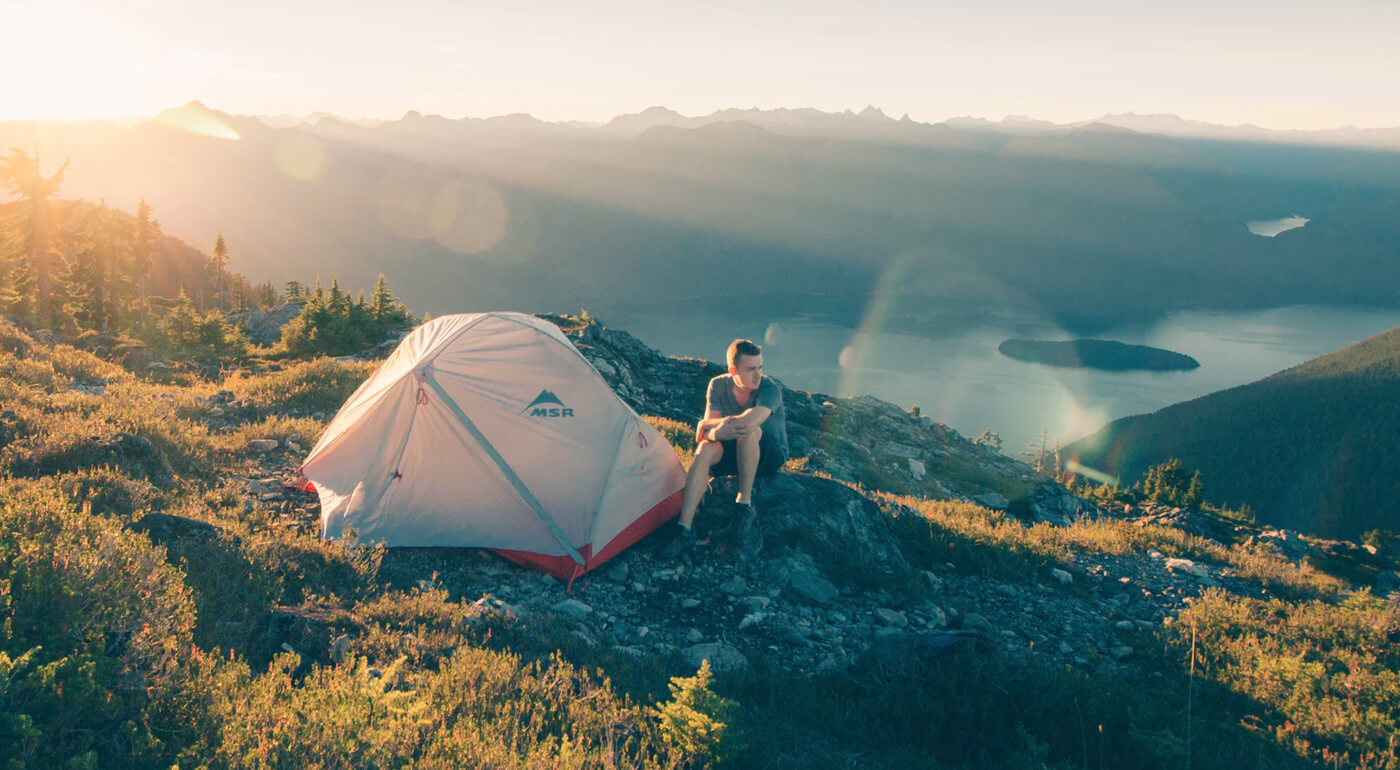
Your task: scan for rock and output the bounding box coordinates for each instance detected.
[1050,568,1073,585]
[922,605,948,628]
[686,628,704,643]
[1110,645,1133,660]
[130,512,224,544]
[738,612,767,630]
[972,493,1010,511]
[740,596,771,612]
[286,440,303,453]
[752,475,911,587]
[228,300,307,346]
[920,570,943,591]
[682,642,748,673]
[551,599,593,619]
[1165,558,1210,579]
[914,630,978,657]
[1026,482,1098,526]
[874,608,909,628]
[330,635,352,664]
[907,458,926,479]
[606,562,629,582]
[786,570,839,606]
[247,439,279,453]
[680,598,702,610]
[718,577,747,596]
[1059,641,1074,654]
[961,613,994,636]
[68,432,175,487]
[1376,571,1400,593]
[871,627,916,663]
[1114,621,1136,631]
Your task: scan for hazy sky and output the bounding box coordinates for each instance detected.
[3,0,1397,129]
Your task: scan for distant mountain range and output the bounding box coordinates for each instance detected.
[1067,325,1400,538]
[2,102,1399,331]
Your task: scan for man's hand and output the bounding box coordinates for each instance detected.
[712,417,752,441]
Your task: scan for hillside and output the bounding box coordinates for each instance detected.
[2,315,1398,768]
[1067,325,1400,538]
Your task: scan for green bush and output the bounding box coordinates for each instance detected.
[0,484,196,767]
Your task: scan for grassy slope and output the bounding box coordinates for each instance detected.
[2,324,1398,768]
[1068,326,1400,538]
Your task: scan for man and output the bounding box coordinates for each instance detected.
[660,338,788,559]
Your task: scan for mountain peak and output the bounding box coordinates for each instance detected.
[857,105,889,120]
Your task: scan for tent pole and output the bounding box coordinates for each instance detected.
[421,369,585,566]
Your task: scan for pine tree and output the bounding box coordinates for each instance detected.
[207,233,229,312]
[0,149,68,327]
[131,197,160,325]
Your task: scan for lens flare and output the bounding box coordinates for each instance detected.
[155,107,240,140]
[273,133,327,180]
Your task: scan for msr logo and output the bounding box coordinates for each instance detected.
[521,389,575,418]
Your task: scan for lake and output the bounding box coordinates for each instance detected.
[608,303,1400,457]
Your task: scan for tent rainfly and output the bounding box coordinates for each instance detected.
[300,312,686,579]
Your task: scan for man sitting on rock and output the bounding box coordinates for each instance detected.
[660,338,788,559]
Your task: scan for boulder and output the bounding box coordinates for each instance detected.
[972,492,1010,511]
[682,642,748,672]
[247,439,280,453]
[551,599,593,619]
[228,300,306,346]
[65,432,175,487]
[753,474,910,587]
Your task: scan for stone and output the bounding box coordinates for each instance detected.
[686,628,704,643]
[874,608,909,628]
[605,562,629,581]
[961,613,993,636]
[786,571,839,606]
[682,642,748,672]
[923,606,948,628]
[972,492,1010,511]
[738,612,767,630]
[907,458,926,479]
[1050,568,1073,585]
[1114,621,1136,631]
[920,570,943,591]
[551,599,593,619]
[1110,645,1133,660]
[1165,558,1210,579]
[871,627,916,663]
[740,596,771,612]
[718,577,747,596]
[248,439,279,453]
[1059,641,1074,654]
[680,598,702,610]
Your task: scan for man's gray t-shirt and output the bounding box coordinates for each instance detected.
[705,374,788,459]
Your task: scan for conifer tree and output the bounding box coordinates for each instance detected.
[131,197,160,324]
[0,149,67,327]
[207,233,229,312]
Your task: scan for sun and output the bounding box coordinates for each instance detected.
[0,2,154,121]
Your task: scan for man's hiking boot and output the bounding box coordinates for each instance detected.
[657,525,698,560]
[731,502,763,561]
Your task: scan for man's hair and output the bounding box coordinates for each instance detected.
[727,339,762,369]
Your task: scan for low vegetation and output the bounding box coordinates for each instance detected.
[2,318,1398,766]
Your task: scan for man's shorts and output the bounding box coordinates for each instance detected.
[710,437,785,479]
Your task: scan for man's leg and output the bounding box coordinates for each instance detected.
[678,441,723,527]
[735,426,763,504]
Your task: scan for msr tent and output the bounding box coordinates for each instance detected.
[301,312,686,579]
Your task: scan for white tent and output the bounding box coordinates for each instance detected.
[301,312,686,578]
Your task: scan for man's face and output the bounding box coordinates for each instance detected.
[729,353,764,390]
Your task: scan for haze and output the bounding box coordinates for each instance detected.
[3,0,1399,130]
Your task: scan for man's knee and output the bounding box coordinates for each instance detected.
[694,440,724,465]
[739,426,763,445]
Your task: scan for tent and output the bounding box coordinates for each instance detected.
[301,312,686,579]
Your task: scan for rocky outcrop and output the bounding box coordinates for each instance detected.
[228,300,306,346]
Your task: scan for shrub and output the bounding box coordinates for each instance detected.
[0,484,196,767]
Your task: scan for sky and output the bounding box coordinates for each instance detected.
[2,0,1398,129]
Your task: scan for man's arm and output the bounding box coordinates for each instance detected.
[695,409,724,443]
[723,406,771,432]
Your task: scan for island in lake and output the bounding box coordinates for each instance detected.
[998,338,1201,371]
